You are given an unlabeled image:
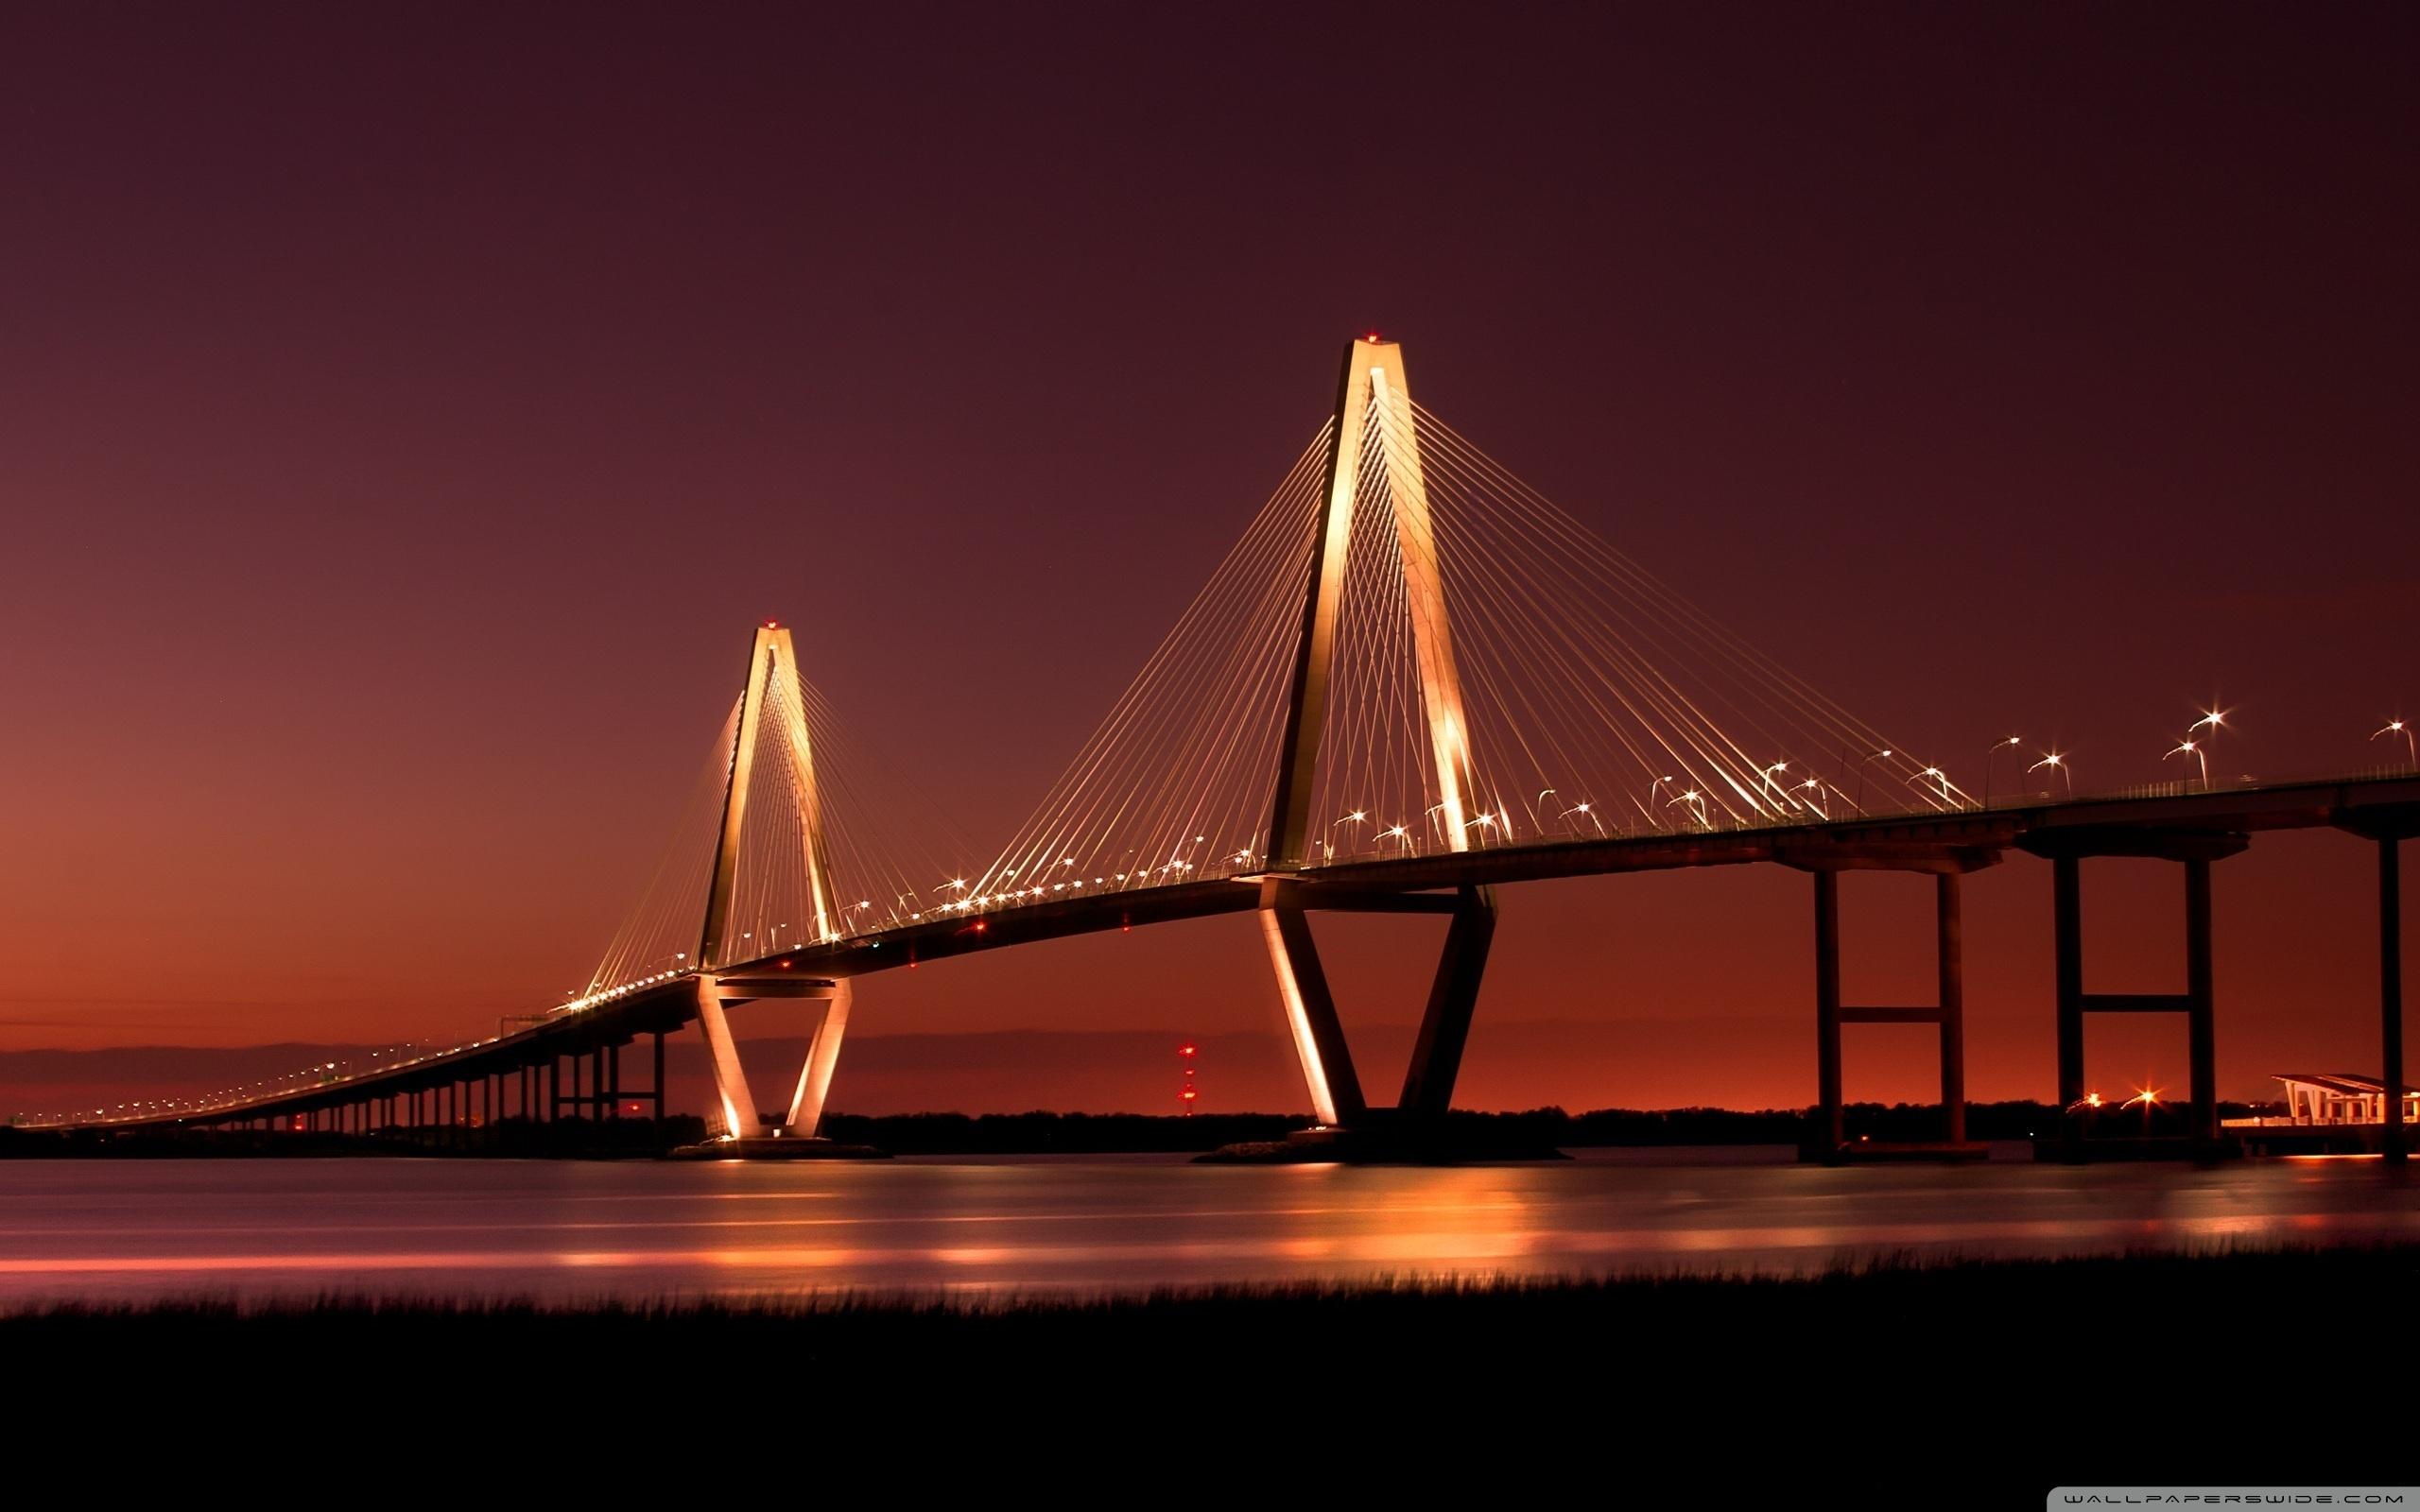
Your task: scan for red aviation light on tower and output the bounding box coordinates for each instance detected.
[1179,1040,1199,1114]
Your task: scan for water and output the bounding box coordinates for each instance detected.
[3,1152,2414,1306]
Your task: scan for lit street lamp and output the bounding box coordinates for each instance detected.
[2122,1084,2162,1136]
[1646,775,1677,830]
[1330,810,1368,857]
[1853,749,1893,815]
[1559,800,1607,836]
[1759,761,1789,798]
[1981,735,2020,809]
[2164,738,2208,789]
[2028,750,2073,798]
[2374,719,2416,768]
[1910,765,1953,804]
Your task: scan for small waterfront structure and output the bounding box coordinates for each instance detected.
[2224,1073,2419,1153]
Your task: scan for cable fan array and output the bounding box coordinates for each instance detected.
[573,667,975,1011]
[966,426,1332,907]
[970,394,1971,908]
[1303,396,1975,857]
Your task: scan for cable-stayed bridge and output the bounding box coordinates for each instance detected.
[41,339,2420,1159]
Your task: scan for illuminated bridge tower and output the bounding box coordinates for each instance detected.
[690,624,853,1142]
[1260,337,1499,1131]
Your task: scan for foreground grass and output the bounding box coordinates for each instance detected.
[13,1245,2417,1352]
[11,1248,2409,1496]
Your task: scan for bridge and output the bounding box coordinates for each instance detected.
[37,339,2420,1160]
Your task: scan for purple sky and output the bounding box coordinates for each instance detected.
[3,4,2413,1116]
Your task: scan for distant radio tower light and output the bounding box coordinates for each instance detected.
[1179,1040,1198,1115]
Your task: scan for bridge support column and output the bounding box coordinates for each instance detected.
[692,977,758,1140]
[2054,856,2084,1108]
[651,1031,666,1125]
[1814,872,1842,1149]
[1399,887,1498,1118]
[1938,872,1968,1144]
[2381,832,2400,1160]
[2187,859,2217,1143]
[2336,810,2420,1162]
[1257,881,1366,1128]
[1256,880,1497,1134]
[2382,835,2407,1165]
[1801,863,1979,1158]
[782,983,851,1138]
[2028,829,2247,1152]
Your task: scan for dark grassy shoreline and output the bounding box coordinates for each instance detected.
[12,1248,2403,1496]
[13,1243,2414,1318]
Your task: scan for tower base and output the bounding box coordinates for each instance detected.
[1196,1114,1566,1165]
[668,1137,890,1160]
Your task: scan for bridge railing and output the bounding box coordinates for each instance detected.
[1962,763,2415,812]
[940,764,2420,915]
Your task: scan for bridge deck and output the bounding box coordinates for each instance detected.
[52,772,2420,1132]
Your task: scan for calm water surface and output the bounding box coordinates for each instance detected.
[3,1152,2415,1305]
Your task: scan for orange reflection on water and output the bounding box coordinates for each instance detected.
[6,1157,2418,1306]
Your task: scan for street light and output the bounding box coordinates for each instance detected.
[1646,775,1676,830]
[1981,735,2021,809]
[2374,719,2417,768]
[1853,749,1893,815]
[2122,1083,2162,1135]
[1910,765,1953,804]
[1330,811,1368,856]
[2164,738,2208,789]
[1668,788,1709,829]
[2028,750,2073,797]
[1758,761,1790,813]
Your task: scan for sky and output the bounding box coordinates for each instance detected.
[3,3,2414,1120]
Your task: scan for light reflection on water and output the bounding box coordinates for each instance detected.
[0,1152,2413,1306]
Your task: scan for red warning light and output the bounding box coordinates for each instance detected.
[1365,329,1381,342]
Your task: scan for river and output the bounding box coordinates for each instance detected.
[3,1150,2414,1306]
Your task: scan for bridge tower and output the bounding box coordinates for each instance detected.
[1260,337,1498,1131]
[690,624,854,1142]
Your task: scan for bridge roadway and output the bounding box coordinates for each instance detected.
[56,772,2420,1136]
